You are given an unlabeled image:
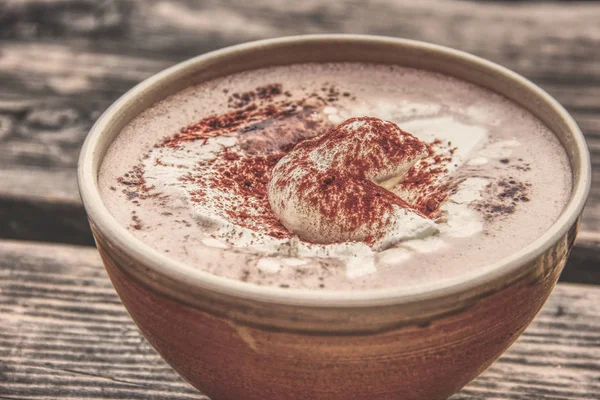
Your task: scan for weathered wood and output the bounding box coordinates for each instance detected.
[0,2,599,262]
[0,2,598,398]
[0,239,599,399]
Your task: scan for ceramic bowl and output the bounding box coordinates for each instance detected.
[78,35,591,400]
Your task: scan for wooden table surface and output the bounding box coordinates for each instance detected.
[0,1,599,399]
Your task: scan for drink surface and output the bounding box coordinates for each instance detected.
[99,63,572,290]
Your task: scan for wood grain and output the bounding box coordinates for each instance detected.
[0,2,598,397]
[0,239,599,399]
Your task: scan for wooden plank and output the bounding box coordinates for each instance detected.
[0,239,599,399]
[0,1,598,266]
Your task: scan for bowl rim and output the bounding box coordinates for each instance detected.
[78,34,591,308]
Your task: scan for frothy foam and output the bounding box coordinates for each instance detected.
[99,63,572,290]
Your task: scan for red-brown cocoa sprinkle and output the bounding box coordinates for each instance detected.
[228,84,283,109]
[394,138,458,217]
[131,214,143,230]
[473,178,532,221]
[161,99,308,149]
[189,150,291,238]
[288,117,428,182]
[310,168,416,240]
[122,86,461,244]
[161,97,335,238]
[272,117,441,243]
[116,164,160,201]
[223,149,240,161]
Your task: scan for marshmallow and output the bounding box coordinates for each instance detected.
[268,117,438,250]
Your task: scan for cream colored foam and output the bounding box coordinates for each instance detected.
[98,63,572,290]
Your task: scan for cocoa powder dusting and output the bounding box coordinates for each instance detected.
[228,84,283,109]
[474,178,532,221]
[160,83,338,149]
[272,117,436,242]
[118,164,160,205]
[195,151,291,238]
[116,83,332,231]
[116,82,463,245]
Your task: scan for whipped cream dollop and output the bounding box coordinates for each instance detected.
[268,117,438,250]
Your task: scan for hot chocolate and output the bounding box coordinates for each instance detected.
[98,63,572,290]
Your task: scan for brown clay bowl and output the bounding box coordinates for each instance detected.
[78,35,591,400]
